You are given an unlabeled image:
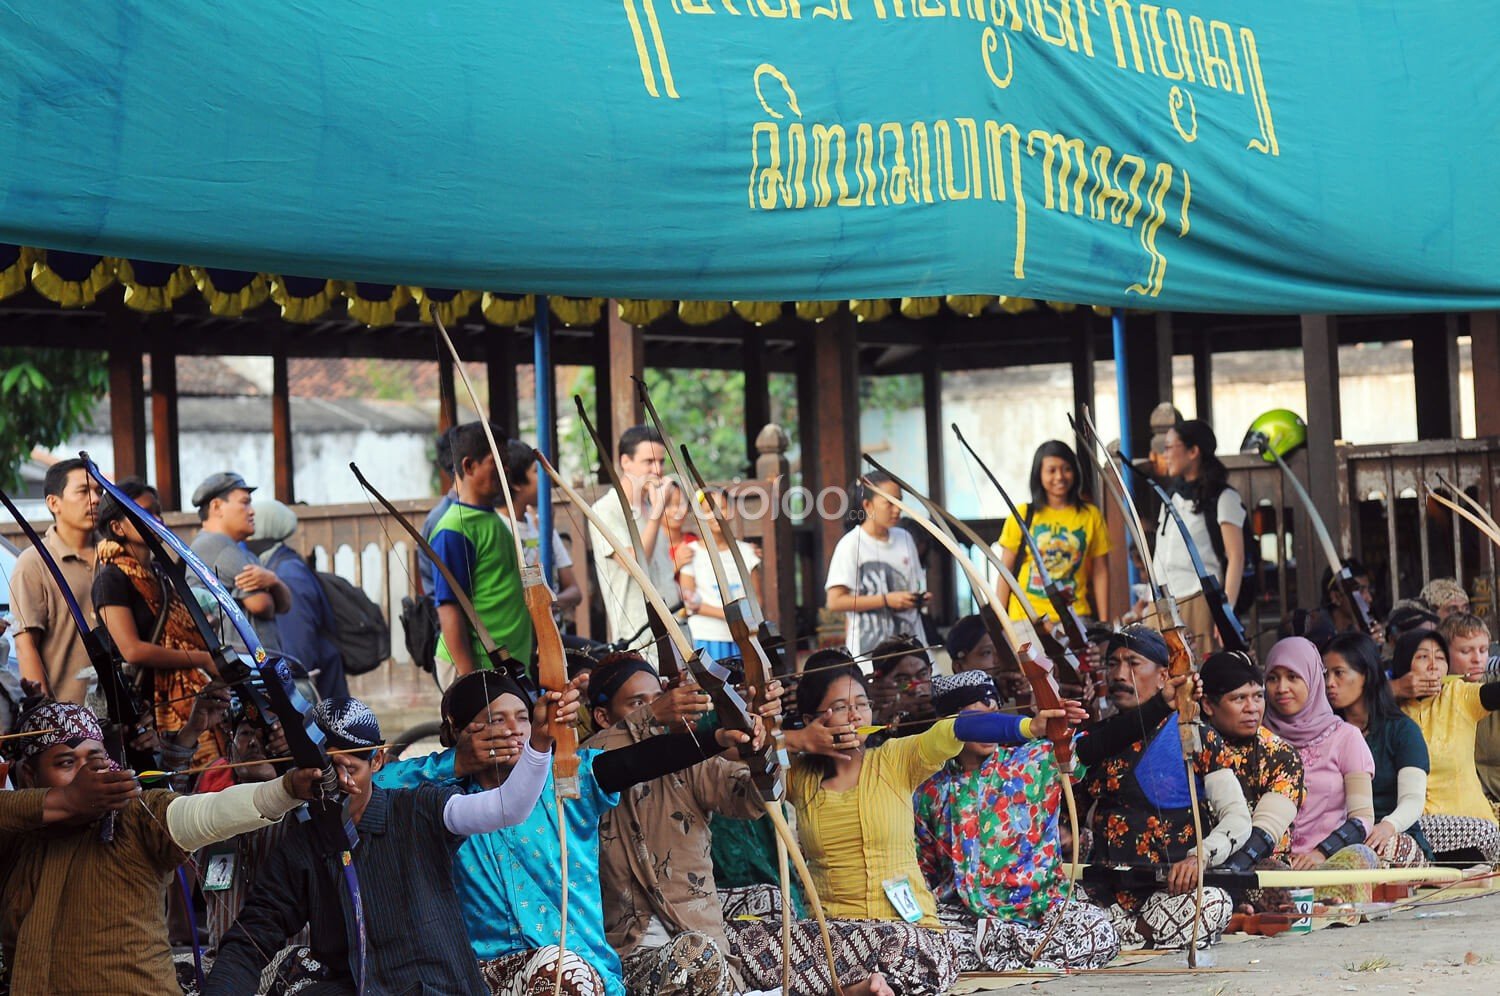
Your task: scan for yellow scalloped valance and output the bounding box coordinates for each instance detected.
[0,246,34,301]
[271,276,342,323]
[30,251,116,308]
[678,300,731,326]
[732,301,782,325]
[193,268,271,317]
[900,297,942,320]
[552,296,604,327]
[849,299,892,323]
[412,288,479,325]
[482,292,535,326]
[117,260,196,313]
[617,299,673,326]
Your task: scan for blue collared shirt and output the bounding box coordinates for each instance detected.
[376,747,624,995]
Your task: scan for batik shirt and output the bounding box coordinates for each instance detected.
[1077,699,1231,907]
[1215,726,1305,860]
[914,740,1070,923]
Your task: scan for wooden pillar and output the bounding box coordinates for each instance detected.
[1473,311,1500,437]
[1192,332,1214,426]
[271,350,295,503]
[1071,314,1097,497]
[920,347,950,622]
[436,348,458,493]
[486,329,519,438]
[807,307,860,580]
[1412,314,1461,440]
[742,323,770,476]
[755,424,797,650]
[107,343,146,480]
[149,347,182,511]
[592,324,615,480]
[607,303,644,445]
[1301,314,1343,602]
[1122,312,1173,455]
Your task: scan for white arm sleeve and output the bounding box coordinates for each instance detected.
[443,741,552,836]
[165,776,302,852]
[1381,766,1428,833]
[1249,791,1299,846]
[1201,767,1252,866]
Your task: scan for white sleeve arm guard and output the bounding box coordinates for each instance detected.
[1381,766,1427,834]
[443,741,552,836]
[165,776,302,852]
[1200,767,1252,866]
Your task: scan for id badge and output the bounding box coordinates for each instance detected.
[882,875,923,923]
[200,842,238,892]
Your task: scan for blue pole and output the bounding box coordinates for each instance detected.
[534,298,555,585]
[1111,308,1139,588]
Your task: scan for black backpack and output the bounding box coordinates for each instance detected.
[400,592,440,675]
[316,572,391,676]
[1200,485,1262,615]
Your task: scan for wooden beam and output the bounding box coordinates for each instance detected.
[486,328,519,438]
[592,323,614,481]
[1411,314,1460,439]
[1071,313,1098,499]
[1473,311,1500,437]
[1192,331,1214,425]
[271,350,294,503]
[743,322,770,477]
[607,302,644,442]
[1121,312,1173,452]
[107,338,146,480]
[921,347,949,622]
[1300,314,1342,604]
[149,347,182,511]
[436,349,458,494]
[808,307,860,579]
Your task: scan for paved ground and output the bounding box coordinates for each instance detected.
[963,892,1500,995]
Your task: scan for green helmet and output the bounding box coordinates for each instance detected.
[1241,409,1307,461]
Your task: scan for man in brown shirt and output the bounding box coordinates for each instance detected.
[584,653,778,996]
[0,700,320,996]
[12,458,100,704]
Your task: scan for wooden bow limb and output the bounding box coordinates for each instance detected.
[432,315,578,996]
[536,448,845,995]
[1072,411,1208,965]
[1426,484,1500,549]
[571,394,689,683]
[1067,862,1463,889]
[854,470,1083,963]
[1434,472,1500,535]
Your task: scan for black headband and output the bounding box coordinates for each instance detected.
[588,656,658,710]
[441,668,533,732]
[1105,625,1170,668]
[1200,651,1264,698]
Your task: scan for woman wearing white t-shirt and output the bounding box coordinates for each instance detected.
[824,473,929,659]
[679,488,762,661]
[1156,419,1246,652]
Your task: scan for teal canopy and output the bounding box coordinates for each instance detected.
[1,2,1496,312]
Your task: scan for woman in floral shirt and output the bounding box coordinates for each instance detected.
[915,671,1118,970]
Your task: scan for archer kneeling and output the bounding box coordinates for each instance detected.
[915,671,1120,971]
[1074,627,1252,950]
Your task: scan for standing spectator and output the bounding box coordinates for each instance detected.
[430,422,531,686]
[590,426,678,665]
[92,479,223,765]
[12,458,100,704]
[189,472,291,654]
[1323,559,1382,638]
[248,499,347,700]
[417,427,458,594]
[501,439,583,621]
[679,487,761,661]
[1154,420,1246,653]
[825,472,928,660]
[994,441,1112,624]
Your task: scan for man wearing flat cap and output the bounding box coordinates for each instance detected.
[188,471,291,652]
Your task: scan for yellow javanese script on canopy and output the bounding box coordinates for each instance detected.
[748,78,1192,299]
[628,0,1278,157]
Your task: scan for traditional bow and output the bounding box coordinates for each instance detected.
[950,424,1092,675]
[534,447,845,994]
[1427,473,1500,549]
[0,485,153,787]
[1116,459,1250,653]
[432,315,580,996]
[1072,410,1208,964]
[78,454,369,994]
[854,461,1082,961]
[571,394,689,684]
[1244,440,1378,637]
[633,379,801,993]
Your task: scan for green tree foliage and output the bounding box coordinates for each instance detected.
[0,349,108,490]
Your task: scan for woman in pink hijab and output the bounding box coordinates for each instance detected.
[1263,637,1378,896]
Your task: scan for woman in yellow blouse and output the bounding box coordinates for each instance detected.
[1391,628,1500,862]
[781,649,1064,993]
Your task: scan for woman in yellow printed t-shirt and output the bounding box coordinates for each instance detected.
[995,441,1111,624]
[1390,627,1500,863]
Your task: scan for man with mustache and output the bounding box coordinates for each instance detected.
[1073,626,1251,951]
